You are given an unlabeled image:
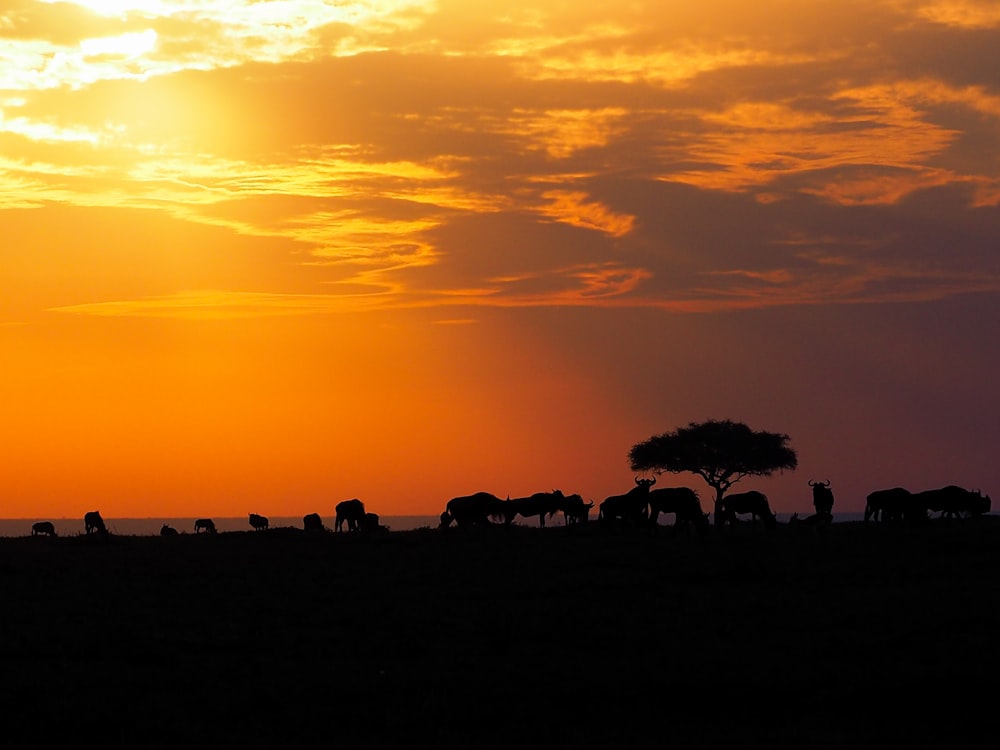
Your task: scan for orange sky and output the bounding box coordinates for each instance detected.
[2,1,998,519]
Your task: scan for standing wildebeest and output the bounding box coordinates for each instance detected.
[717,491,777,529]
[864,487,913,524]
[31,521,57,537]
[502,490,565,527]
[335,498,366,532]
[303,512,324,532]
[194,518,217,534]
[917,486,991,520]
[599,477,656,524]
[560,494,594,525]
[809,480,835,518]
[248,513,269,531]
[441,492,507,528]
[647,487,709,534]
[84,511,106,535]
[160,524,179,537]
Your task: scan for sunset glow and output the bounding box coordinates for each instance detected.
[2,1,997,520]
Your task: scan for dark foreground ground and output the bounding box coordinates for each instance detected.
[2,518,999,748]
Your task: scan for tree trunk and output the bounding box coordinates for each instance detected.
[713,487,725,526]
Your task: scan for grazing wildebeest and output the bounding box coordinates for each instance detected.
[647,487,710,534]
[917,485,991,520]
[717,491,777,529]
[502,490,565,527]
[599,477,655,524]
[361,512,388,533]
[84,511,106,535]
[160,524,179,537]
[441,492,507,528]
[303,512,324,532]
[31,521,56,537]
[248,513,269,531]
[560,494,594,525]
[335,498,366,532]
[808,480,835,518]
[864,487,913,524]
[194,518,217,534]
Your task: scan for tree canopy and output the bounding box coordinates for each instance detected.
[628,419,798,511]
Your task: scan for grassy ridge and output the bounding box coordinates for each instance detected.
[3,520,999,748]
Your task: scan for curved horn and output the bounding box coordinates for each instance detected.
[634,476,642,485]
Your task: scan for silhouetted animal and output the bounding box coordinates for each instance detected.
[647,487,710,534]
[303,513,324,532]
[808,480,834,517]
[31,521,56,537]
[502,490,565,527]
[864,487,913,524]
[718,491,776,529]
[442,492,507,528]
[84,511,106,535]
[160,524,179,537]
[361,512,388,533]
[335,499,366,532]
[249,513,269,531]
[917,485,991,520]
[194,518,217,534]
[599,477,656,524]
[560,494,594,525]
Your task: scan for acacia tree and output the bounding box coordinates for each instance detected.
[628,419,797,524]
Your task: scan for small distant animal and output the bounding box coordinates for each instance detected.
[160,524,179,537]
[361,512,388,533]
[248,513,269,531]
[31,521,57,537]
[335,498,367,532]
[718,491,777,529]
[84,511,107,535]
[303,513,324,532]
[194,518,217,534]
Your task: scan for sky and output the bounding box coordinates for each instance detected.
[1,0,998,520]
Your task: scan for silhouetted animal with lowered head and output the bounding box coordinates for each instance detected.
[335,499,366,532]
[84,511,106,535]
[441,492,507,528]
[599,477,655,524]
[160,524,179,537]
[917,485,991,520]
[864,487,913,524]
[194,518,217,534]
[303,512,324,532]
[718,491,777,529]
[647,487,710,534]
[248,513,269,531]
[502,490,565,527]
[32,521,57,537]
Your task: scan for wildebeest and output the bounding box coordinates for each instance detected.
[361,512,388,533]
[31,521,56,537]
[248,513,269,531]
[808,480,835,518]
[84,511,106,535]
[717,491,776,529]
[647,487,710,534]
[502,490,565,527]
[864,487,913,524]
[303,512,324,532]
[335,498,366,532]
[160,524,179,537]
[560,494,594,525]
[194,518,217,534]
[441,492,507,528]
[599,477,656,524]
[917,485,991,520]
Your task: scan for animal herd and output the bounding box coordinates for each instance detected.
[23,480,992,539]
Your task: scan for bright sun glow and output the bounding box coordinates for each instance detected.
[47,0,172,16]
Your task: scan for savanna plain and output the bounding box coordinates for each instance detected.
[3,518,999,748]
